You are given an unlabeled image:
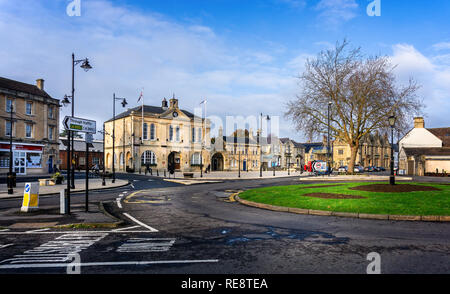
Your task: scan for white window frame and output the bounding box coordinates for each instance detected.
[143,123,148,140]
[26,101,33,115]
[150,123,156,140]
[5,121,14,137]
[141,151,157,165]
[6,98,13,113]
[191,153,201,165]
[25,123,33,138]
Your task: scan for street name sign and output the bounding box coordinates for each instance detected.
[63,116,96,134]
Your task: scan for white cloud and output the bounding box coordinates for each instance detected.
[315,0,359,26]
[390,44,450,128]
[0,0,301,140]
[432,42,450,51]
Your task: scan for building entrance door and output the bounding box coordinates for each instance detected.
[14,151,26,175]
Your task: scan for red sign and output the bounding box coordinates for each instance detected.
[0,144,43,152]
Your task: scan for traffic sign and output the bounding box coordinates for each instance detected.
[63,116,96,134]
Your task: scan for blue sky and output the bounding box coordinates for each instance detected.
[0,0,449,141]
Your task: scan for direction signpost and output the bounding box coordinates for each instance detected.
[63,116,96,214]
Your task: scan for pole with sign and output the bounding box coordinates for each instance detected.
[85,133,93,212]
[63,116,96,214]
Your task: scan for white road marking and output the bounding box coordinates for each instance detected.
[112,226,141,232]
[0,244,13,249]
[117,238,175,253]
[0,229,9,232]
[0,259,219,269]
[131,184,135,189]
[0,231,156,235]
[116,198,123,209]
[26,228,50,233]
[148,180,154,182]
[0,233,108,268]
[123,213,158,232]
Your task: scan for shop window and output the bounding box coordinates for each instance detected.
[191,153,201,165]
[26,153,42,168]
[0,152,10,168]
[141,151,157,165]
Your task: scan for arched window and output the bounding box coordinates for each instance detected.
[119,153,124,166]
[141,151,157,165]
[191,153,201,165]
[150,124,155,140]
[143,123,148,140]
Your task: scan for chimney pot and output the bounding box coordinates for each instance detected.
[36,79,44,90]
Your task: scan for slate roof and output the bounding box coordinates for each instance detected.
[427,128,450,147]
[0,76,53,99]
[403,147,450,156]
[301,142,324,153]
[105,105,198,123]
[59,137,103,152]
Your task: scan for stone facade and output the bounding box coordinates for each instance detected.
[104,97,210,173]
[0,77,60,175]
[210,128,261,171]
[333,132,391,168]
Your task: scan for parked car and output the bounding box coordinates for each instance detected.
[380,167,386,172]
[338,166,348,173]
[374,166,382,172]
[354,166,364,173]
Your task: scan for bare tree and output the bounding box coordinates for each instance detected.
[286,40,423,172]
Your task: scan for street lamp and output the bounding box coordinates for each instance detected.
[259,114,270,177]
[388,115,396,185]
[66,54,92,192]
[98,124,110,186]
[112,93,128,183]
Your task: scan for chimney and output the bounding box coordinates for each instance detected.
[414,117,425,129]
[36,79,44,90]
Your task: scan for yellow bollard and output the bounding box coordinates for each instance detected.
[21,183,40,212]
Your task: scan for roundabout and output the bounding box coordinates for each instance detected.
[237,182,450,221]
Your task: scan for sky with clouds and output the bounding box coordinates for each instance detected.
[0,0,449,141]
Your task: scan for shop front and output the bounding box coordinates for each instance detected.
[0,143,45,175]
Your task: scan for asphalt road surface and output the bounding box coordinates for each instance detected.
[0,173,449,274]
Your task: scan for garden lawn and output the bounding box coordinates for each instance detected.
[239,182,450,216]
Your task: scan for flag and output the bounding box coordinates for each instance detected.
[200,99,207,105]
[137,91,143,103]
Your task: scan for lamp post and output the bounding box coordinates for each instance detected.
[98,124,110,186]
[112,93,128,184]
[287,143,291,176]
[327,101,332,176]
[259,114,270,177]
[388,115,396,185]
[7,104,14,194]
[65,54,92,191]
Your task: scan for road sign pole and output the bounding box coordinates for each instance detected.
[85,139,89,212]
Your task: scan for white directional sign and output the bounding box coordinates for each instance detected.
[63,116,96,134]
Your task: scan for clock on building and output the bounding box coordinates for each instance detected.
[173,112,178,118]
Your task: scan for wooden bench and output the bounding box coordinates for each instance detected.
[183,173,194,179]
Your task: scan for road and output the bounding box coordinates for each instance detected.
[0,173,449,274]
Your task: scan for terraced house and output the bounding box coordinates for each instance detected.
[333,132,392,169]
[0,77,59,175]
[104,97,210,173]
[210,128,261,172]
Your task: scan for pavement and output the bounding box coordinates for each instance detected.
[0,202,120,229]
[133,170,309,180]
[0,178,129,199]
